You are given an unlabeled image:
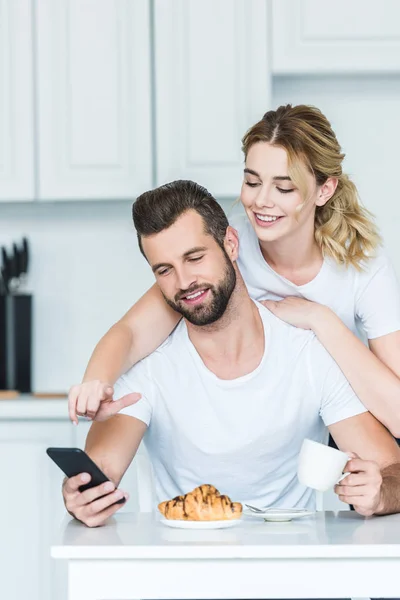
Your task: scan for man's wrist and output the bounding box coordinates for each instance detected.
[374,492,386,515]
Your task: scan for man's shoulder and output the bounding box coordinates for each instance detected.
[138,319,187,366]
[257,301,316,346]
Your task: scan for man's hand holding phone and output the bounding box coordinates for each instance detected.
[62,473,129,528]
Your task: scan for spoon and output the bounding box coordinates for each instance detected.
[245,504,308,514]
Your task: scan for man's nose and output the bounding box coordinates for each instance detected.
[175,268,197,294]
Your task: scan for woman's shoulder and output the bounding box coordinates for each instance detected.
[324,245,394,280]
[356,245,395,278]
[228,212,253,235]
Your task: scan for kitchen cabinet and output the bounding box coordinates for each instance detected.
[0,0,35,201]
[0,400,148,600]
[36,0,152,200]
[0,420,71,600]
[153,0,271,197]
[272,0,400,74]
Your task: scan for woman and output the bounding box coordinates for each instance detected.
[69,104,400,436]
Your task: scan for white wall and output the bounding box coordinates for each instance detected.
[273,75,400,265]
[3,74,400,391]
[1,201,154,391]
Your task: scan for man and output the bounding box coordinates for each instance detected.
[63,180,400,528]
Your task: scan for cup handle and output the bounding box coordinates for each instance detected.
[336,472,350,484]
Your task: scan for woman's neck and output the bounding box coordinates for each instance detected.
[259,225,323,284]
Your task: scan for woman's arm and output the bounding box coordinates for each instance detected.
[68,283,180,424]
[264,298,400,437]
[83,283,180,380]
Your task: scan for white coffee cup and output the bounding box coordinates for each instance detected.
[297,438,350,492]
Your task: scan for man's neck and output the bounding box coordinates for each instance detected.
[185,278,265,380]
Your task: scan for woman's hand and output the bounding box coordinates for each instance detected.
[68,380,141,425]
[262,297,328,330]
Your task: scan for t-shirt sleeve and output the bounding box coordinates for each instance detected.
[113,361,154,426]
[355,250,400,339]
[308,338,368,427]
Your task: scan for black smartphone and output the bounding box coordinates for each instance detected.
[46,447,126,504]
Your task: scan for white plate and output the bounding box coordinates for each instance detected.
[159,517,241,529]
[243,508,315,522]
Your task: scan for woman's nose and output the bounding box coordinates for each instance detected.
[255,187,275,209]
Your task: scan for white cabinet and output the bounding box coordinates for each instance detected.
[0,0,34,201]
[0,420,71,600]
[36,0,153,200]
[154,0,271,197]
[0,409,150,600]
[273,0,400,74]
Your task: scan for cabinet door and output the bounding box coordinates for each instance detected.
[273,0,400,73]
[0,420,72,600]
[154,0,271,197]
[0,0,34,201]
[36,0,152,200]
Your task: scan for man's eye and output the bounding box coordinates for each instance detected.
[188,256,203,262]
[158,268,170,276]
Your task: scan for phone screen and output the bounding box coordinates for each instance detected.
[46,447,126,503]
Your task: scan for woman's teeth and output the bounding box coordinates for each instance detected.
[256,214,279,222]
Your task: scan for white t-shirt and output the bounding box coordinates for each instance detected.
[230,214,400,342]
[115,304,366,510]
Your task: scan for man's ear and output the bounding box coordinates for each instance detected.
[316,177,338,207]
[223,226,239,261]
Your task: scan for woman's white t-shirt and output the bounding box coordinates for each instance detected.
[230,214,400,342]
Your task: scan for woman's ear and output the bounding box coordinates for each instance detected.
[316,177,338,207]
[224,226,239,261]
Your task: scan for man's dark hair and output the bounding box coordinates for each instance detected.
[132,180,229,256]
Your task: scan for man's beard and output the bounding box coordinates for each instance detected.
[162,254,237,326]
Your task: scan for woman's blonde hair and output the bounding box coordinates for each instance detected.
[241,104,381,268]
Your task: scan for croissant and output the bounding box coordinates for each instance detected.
[158,484,242,521]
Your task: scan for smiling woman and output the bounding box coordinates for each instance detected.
[68,104,400,442]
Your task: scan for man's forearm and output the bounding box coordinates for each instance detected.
[84,416,147,487]
[376,462,400,515]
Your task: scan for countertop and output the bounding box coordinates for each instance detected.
[0,395,69,419]
[51,510,400,560]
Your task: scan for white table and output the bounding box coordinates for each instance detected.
[51,510,400,599]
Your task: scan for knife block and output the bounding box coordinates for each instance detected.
[0,294,32,393]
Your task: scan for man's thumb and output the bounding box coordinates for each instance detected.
[346,451,360,459]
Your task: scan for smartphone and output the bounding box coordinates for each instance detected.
[46,447,126,504]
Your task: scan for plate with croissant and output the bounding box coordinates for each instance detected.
[158,484,243,529]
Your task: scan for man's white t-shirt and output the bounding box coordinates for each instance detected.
[115,304,367,510]
[230,214,400,342]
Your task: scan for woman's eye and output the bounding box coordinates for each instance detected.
[277,187,295,194]
[245,181,260,188]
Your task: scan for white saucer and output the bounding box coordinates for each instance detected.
[243,508,315,522]
[159,517,241,529]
